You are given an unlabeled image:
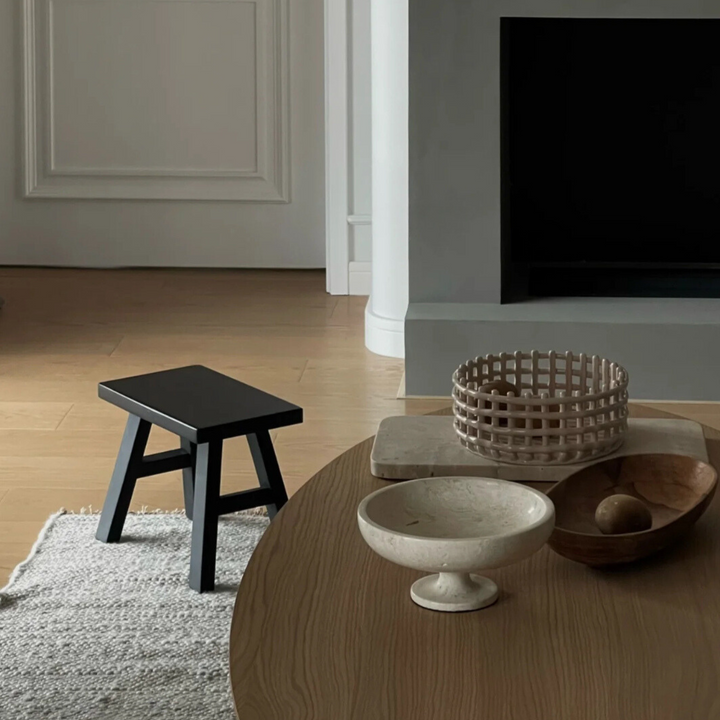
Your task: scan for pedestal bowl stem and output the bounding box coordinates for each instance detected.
[410,572,499,613]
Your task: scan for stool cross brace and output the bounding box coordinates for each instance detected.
[96,413,288,592]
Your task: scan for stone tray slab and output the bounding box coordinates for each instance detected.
[371,417,708,482]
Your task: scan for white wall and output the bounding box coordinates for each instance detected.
[364,0,407,356]
[0,0,325,268]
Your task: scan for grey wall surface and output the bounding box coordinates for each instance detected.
[406,299,720,400]
[407,0,720,399]
[409,0,502,304]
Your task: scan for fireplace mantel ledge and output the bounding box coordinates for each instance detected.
[407,298,720,325]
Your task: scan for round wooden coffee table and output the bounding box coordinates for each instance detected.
[230,406,720,720]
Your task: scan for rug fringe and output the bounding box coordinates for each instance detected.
[0,509,67,604]
[76,506,187,516]
[74,506,268,517]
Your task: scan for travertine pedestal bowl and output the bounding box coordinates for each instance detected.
[357,476,555,612]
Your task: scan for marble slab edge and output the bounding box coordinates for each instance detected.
[370,416,709,483]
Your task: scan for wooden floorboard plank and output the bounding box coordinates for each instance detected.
[0,267,716,586]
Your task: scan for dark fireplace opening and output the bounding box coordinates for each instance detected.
[501,18,720,300]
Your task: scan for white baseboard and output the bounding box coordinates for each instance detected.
[348,261,371,295]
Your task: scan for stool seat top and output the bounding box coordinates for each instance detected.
[99,365,302,443]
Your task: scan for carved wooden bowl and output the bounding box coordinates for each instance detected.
[546,454,717,566]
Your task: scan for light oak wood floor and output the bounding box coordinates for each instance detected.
[0,268,447,586]
[0,267,718,586]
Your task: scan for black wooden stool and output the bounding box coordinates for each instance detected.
[95,365,302,592]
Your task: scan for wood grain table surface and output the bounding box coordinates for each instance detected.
[230,405,720,720]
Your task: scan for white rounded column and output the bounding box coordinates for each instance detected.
[365,0,408,359]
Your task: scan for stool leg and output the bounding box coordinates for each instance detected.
[189,440,223,593]
[247,431,288,520]
[181,439,197,520]
[96,415,151,543]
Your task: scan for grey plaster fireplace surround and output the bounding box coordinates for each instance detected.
[406,0,720,400]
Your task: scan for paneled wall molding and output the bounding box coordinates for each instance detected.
[22,0,290,201]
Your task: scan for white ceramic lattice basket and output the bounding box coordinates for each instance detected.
[452,350,629,465]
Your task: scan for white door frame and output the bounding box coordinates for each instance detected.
[324,0,373,296]
[324,0,350,294]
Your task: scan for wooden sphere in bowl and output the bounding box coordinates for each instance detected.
[546,454,717,566]
[595,494,652,535]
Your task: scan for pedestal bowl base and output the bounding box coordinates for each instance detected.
[410,572,499,613]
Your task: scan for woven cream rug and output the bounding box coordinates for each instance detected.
[0,511,269,719]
